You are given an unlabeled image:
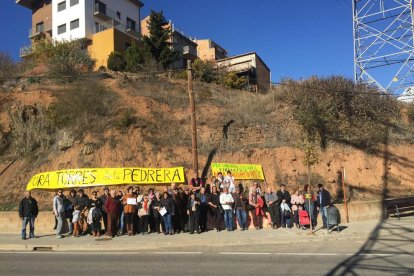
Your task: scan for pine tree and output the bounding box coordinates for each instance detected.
[143,10,179,69]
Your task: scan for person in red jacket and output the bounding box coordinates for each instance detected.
[105,190,121,237]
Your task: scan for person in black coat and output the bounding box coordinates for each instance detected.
[160,192,175,235]
[19,191,39,240]
[276,184,291,226]
[316,184,331,228]
[187,192,200,234]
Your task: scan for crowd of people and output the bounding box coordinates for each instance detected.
[19,171,332,240]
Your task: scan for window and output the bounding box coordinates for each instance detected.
[95,0,106,14]
[36,22,44,33]
[57,24,66,35]
[70,19,79,30]
[117,11,121,20]
[57,1,66,12]
[95,22,107,33]
[70,0,79,6]
[126,17,136,31]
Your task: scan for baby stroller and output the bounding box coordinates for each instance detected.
[299,210,310,229]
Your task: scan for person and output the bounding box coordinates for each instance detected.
[291,190,305,229]
[105,190,120,238]
[277,184,291,226]
[74,189,89,235]
[234,187,248,231]
[264,187,280,229]
[187,192,200,234]
[208,186,222,232]
[72,205,81,237]
[280,199,292,228]
[99,187,110,233]
[132,187,141,234]
[250,182,262,196]
[88,191,103,237]
[181,187,190,232]
[138,194,151,235]
[303,185,317,229]
[220,187,234,231]
[160,192,175,235]
[66,189,76,235]
[190,173,204,194]
[53,189,66,239]
[216,172,225,191]
[123,186,137,236]
[116,190,125,235]
[148,188,155,232]
[316,184,331,229]
[172,187,185,234]
[224,171,235,193]
[197,187,209,232]
[19,191,38,240]
[151,192,164,234]
[249,189,264,230]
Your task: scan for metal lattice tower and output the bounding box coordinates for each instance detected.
[353,0,414,94]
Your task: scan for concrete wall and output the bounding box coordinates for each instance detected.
[0,200,383,234]
[196,39,227,61]
[88,28,140,69]
[255,56,271,93]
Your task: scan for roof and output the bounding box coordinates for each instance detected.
[128,0,144,8]
[215,52,271,72]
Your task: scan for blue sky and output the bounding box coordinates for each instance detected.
[0,0,353,82]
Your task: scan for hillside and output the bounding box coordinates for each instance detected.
[0,73,413,209]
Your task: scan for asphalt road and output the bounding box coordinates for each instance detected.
[1,242,413,276]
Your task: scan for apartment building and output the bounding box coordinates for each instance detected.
[215,52,271,93]
[141,16,197,69]
[194,39,227,61]
[17,0,144,68]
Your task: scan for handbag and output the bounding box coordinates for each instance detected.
[248,204,255,211]
[218,205,224,214]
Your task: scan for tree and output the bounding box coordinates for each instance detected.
[193,59,218,83]
[107,51,126,71]
[143,10,179,69]
[31,39,95,77]
[220,71,247,89]
[125,43,144,72]
[300,138,320,186]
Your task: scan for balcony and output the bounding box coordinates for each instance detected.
[20,45,32,58]
[94,2,119,23]
[95,19,140,40]
[29,24,52,39]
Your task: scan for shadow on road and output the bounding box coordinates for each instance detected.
[327,127,414,275]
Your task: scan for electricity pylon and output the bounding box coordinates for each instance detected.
[353,0,414,94]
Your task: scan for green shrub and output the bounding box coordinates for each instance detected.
[193,59,218,83]
[220,71,247,89]
[31,39,95,77]
[125,43,144,72]
[107,51,125,71]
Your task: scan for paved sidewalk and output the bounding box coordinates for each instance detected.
[0,219,385,252]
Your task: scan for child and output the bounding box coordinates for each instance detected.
[280,199,292,229]
[72,205,81,237]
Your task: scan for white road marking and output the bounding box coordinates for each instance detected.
[219,252,271,255]
[150,252,203,255]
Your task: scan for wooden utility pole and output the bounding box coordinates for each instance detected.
[342,168,349,223]
[187,59,198,175]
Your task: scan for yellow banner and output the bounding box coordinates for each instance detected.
[26,167,185,190]
[211,163,265,180]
